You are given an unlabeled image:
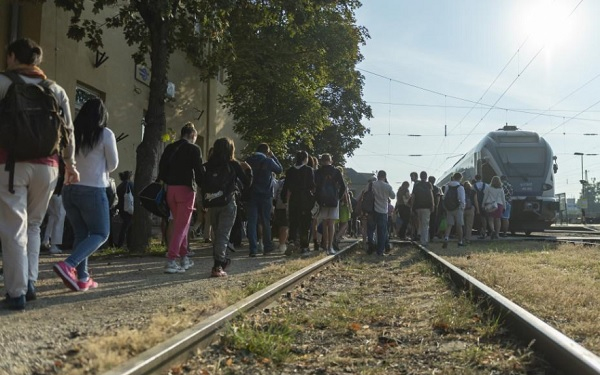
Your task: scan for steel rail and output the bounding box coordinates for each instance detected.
[102,240,360,375]
[406,241,600,375]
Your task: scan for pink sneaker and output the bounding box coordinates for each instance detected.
[53,261,80,291]
[77,278,98,291]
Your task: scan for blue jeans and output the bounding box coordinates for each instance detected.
[209,199,237,264]
[62,185,110,280]
[375,212,388,255]
[246,195,274,254]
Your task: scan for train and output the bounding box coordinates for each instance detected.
[437,125,560,234]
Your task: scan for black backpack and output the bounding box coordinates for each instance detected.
[443,185,460,211]
[316,168,340,208]
[0,72,68,193]
[360,182,375,214]
[413,181,433,208]
[473,183,486,207]
[201,161,237,208]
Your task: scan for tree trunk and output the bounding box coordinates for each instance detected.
[129,13,171,253]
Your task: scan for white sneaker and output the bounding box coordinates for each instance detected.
[165,260,185,274]
[327,248,337,256]
[49,245,62,255]
[257,242,264,253]
[279,244,287,253]
[181,256,194,270]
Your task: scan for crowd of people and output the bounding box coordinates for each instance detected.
[362,170,514,250]
[0,38,515,312]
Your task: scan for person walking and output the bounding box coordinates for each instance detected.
[462,180,479,243]
[473,174,488,239]
[202,137,251,277]
[0,38,79,309]
[115,170,134,248]
[282,151,315,256]
[158,122,204,274]
[245,143,283,256]
[372,170,395,256]
[442,172,466,249]
[395,181,411,239]
[53,98,117,292]
[315,154,346,255]
[411,171,434,247]
[500,175,513,236]
[42,160,66,255]
[482,176,506,240]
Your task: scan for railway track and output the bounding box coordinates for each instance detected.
[100,237,600,375]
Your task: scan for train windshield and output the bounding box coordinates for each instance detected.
[496,147,546,178]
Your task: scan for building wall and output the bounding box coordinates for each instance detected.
[1,1,243,176]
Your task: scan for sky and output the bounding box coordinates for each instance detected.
[347,0,600,199]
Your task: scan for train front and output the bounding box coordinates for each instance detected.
[483,133,559,234]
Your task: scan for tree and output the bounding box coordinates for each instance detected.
[53,0,232,252]
[222,0,371,165]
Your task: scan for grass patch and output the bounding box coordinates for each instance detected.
[437,241,600,355]
[221,319,298,364]
[58,256,317,374]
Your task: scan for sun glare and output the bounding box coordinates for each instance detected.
[516,1,576,46]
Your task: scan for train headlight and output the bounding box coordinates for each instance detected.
[543,183,553,191]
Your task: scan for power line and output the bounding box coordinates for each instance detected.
[365,101,600,122]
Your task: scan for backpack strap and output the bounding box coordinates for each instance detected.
[4,154,16,194]
[1,71,24,84]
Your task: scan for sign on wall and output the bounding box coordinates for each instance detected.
[135,64,151,87]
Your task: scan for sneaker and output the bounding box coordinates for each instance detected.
[204,238,212,244]
[279,244,287,253]
[257,242,264,253]
[164,260,185,274]
[301,248,310,258]
[41,242,51,251]
[53,261,80,291]
[327,248,337,256]
[249,252,257,258]
[457,242,466,247]
[332,240,340,251]
[227,242,236,252]
[49,245,62,255]
[26,280,36,301]
[313,240,320,252]
[442,239,448,249]
[211,266,227,277]
[5,294,25,310]
[284,244,294,256]
[181,256,194,270]
[77,278,98,291]
[222,258,232,270]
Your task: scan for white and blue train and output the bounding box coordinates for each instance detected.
[438,125,559,234]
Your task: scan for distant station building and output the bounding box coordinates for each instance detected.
[345,168,376,197]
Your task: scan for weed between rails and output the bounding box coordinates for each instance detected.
[206,250,543,373]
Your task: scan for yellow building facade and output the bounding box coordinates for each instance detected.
[0,1,242,177]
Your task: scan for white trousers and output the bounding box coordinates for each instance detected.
[0,162,57,297]
[43,194,66,245]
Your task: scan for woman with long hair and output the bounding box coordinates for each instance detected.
[53,98,118,291]
[482,176,506,239]
[204,138,251,277]
[282,151,315,256]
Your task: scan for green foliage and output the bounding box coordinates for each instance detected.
[222,0,371,162]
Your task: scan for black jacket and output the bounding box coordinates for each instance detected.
[158,139,204,191]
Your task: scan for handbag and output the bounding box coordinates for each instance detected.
[484,201,498,213]
[124,183,135,215]
[139,182,170,218]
